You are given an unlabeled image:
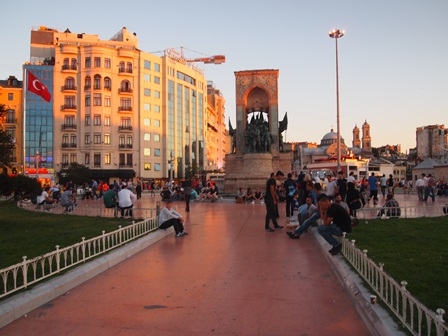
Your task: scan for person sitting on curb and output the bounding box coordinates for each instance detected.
[60,188,77,213]
[254,188,263,202]
[377,193,401,218]
[317,194,352,256]
[235,187,245,203]
[158,199,188,237]
[206,183,219,202]
[103,184,118,217]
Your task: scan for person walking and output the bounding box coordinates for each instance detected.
[182,178,192,212]
[283,173,297,219]
[368,173,379,205]
[264,171,284,232]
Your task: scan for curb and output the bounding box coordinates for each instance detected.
[311,228,406,336]
[0,227,174,329]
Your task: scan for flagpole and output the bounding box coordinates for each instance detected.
[23,68,27,176]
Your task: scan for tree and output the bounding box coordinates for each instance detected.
[0,129,14,170]
[58,163,90,186]
[0,174,42,206]
[0,103,6,119]
[185,163,200,180]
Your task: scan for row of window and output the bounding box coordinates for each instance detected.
[61,153,161,171]
[61,132,161,145]
[63,92,161,108]
[62,115,161,128]
[63,58,161,73]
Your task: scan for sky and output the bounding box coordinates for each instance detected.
[1,0,447,153]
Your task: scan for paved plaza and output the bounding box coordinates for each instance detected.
[2,191,446,335]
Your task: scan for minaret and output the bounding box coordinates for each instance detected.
[352,125,361,148]
[362,120,371,150]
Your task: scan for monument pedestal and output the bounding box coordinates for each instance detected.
[224,152,292,194]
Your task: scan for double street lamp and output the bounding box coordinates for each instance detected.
[329,28,345,172]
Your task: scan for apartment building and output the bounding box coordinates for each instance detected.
[24,26,221,184]
[0,76,23,176]
[416,124,448,164]
[206,81,226,171]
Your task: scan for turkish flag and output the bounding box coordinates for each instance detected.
[27,71,51,102]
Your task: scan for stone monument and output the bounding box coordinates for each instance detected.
[224,69,293,193]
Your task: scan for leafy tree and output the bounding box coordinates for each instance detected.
[0,174,41,206]
[185,163,200,180]
[0,129,14,170]
[58,163,90,186]
[0,103,6,119]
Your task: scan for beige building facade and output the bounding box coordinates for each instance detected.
[24,26,222,183]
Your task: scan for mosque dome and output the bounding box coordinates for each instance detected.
[320,129,345,147]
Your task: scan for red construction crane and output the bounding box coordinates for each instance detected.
[165,48,226,66]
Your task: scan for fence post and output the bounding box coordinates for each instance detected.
[22,256,28,288]
[55,245,60,273]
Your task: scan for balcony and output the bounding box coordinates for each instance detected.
[119,144,133,149]
[2,118,17,125]
[61,64,78,72]
[61,85,77,92]
[84,85,91,91]
[119,163,133,168]
[104,86,111,91]
[118,106,133,112]
[62,143,77,148]
[61,104,77,111]
[62,124,77,130]
[118,68,133,75]
[118,126,133,132]
[118,88,132,94]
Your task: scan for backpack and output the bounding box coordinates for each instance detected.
[286,181,296,197]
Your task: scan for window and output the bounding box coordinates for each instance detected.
[62,154,68,164]
[154,105,160,112]
[126,136,133,147]
[143,103,150,112]
[65,77,75,90]
[144,60,151,70]
[105,153,111,164]
[104,133,110,144]
[93,114,101,126]
[144,74,151,82]
[120,98,131,109]
[6,110,15,123]
[104,77,111,90]
[119,153,125,165]
[154,120,160,127]
[64,115,75,125]
[8,93,13,100]
[94,133,101,144]
[70,135,77,145]
[105,58,111,68]
[144,148,151,156]
[70,154,77,163]
[85,115,91,126]
[118,61,125,72]
[104,96,111,107]
[119,135,125,147]
[154,148,161,156]
[154,76,160,84]
[85,57,91,68]
[143,118,150,126]
[154,63,160,72]
[104,115,110,126]
[85,153,90,165]
[144,88,151,96]
[94,154,101,167]
[85,95,91,106]
[85,133,91,144]
[154,90,160,98]
[126,62,133,73]
[85,76,91,89]
[62,134,69,145]
[94,75,101,89]
[121,117,131,127]
[65,95,76,107]
[144,133,150,141]
[154,134,160,142]
[93,93,102,106]
[144,163,151,170]
[94,57,101,67]
[127,153,133,166]
[154,163,161,171]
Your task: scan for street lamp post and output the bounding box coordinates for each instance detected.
[329,28,345,172]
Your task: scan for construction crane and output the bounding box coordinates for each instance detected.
[164,48,226,67]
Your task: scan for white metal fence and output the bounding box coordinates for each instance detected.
[356,204,447,219]
[0,217,159,299]
[341,234,448,336]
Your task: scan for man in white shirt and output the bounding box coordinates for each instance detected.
[415,174,426,201]
[325,174,338,200]
[158,199,188,237]
[118,185,137,218]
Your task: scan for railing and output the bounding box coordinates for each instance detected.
[0,215,159,300]
[355,204,447,220]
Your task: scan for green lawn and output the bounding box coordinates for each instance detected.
[0,202,134,268]
[349,217,448,313]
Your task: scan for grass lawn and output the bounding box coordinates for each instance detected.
[0,202,135,269]
[349,217,448,313]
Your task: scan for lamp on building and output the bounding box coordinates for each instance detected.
[329,28,345,172]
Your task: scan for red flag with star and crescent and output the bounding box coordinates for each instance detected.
[27,71,51,102]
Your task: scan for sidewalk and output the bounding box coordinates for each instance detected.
[1,194,427,335]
